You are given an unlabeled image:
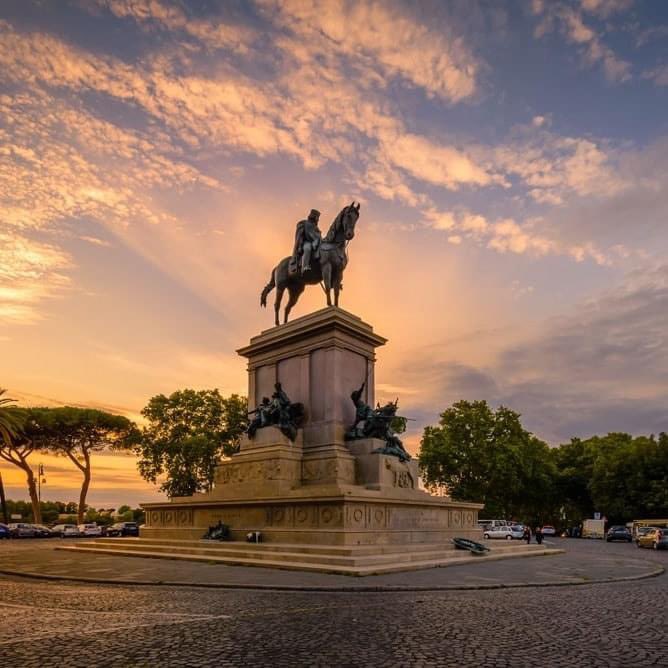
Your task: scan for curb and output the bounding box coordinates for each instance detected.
[0,562,663,593]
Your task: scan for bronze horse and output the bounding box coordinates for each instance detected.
[261,202,360,325]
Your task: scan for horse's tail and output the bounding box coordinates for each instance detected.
[260,269,275,308]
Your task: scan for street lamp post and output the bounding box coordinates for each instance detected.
[37,463,46,512]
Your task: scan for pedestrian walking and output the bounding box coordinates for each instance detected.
[524,526,531,544]
[535,526,543,545]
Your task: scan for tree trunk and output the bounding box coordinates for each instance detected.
[77,451,91,524]
[0,471,9,524]
[0,450,41,523]
[25,467,41,524]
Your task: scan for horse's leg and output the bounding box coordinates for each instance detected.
[274,286,285,326]
[284,284,304,323]
[322,259,333,307]
[334,267,341,307]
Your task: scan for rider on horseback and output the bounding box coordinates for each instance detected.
[290,209,321,274]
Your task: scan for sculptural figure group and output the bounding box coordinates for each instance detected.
[260,202,360,326]
[245,379,411,463]
[345,382,412,462]
[246,382,304,442]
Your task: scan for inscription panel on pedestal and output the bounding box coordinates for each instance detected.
[302,457,355,484]
[265,504,344,528]
[216,459,284,485]
[146,508,194,527]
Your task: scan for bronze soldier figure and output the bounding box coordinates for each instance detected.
[290,209,321,275]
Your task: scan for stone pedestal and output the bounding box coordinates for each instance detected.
[142,307,483,552]
[236,307,386,489]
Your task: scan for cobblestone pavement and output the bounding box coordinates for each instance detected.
[0,540,666,667]
[0,538,661,589]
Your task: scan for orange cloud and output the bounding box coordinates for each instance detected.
[258,0,480,103]
[0,231,71,323]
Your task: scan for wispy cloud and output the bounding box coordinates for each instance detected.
[643,63,668,87]
[531,0,631,82]
[259,0,481,103]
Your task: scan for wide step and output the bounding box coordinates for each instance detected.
[57,538,554,576]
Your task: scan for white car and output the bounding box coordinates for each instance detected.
[541,525,556,536]
[483,525,524,540]
[77,523,102,537]
[52,524,81,538]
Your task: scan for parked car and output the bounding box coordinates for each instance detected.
[52,524,81,538]
[477,519,509,530]
[8,522,37,538]
[108,521,139,537]
[637,527,668,550]
[541,525,556,536]
[0,523,10,539]
[30,524,56,538]
[606,526,632,542]
[483,525,524,540]
[77,523,102,537]
[635,526,654,544]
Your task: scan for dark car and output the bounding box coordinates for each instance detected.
[108,522,139,537]
[637,527,668,550]
[30,524,56,538]
[606,526,632,543]
[0,523,10,539]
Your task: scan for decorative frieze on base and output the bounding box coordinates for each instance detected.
[142,494,482,546]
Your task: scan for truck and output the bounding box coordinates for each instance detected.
[582,518,605,539]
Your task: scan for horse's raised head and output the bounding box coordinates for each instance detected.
[343,201,360,240]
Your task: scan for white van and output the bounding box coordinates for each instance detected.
[477,519,508,530]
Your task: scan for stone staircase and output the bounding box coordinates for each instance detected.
[57,537,560,576]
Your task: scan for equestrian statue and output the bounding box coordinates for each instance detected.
[260,201,360,325]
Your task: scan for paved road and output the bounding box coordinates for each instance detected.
[0,538,659,589]
[1,539,666,667]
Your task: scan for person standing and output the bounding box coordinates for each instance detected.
[535,526,543,545]
[524,525,531,544]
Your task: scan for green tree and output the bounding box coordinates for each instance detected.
[134,389,247,498]
[587,432,668,523]
[0,389,26,523]
[0,388,24,445]
[551,437,596,526]
[0,400,46,523]
[29,407,136,523]
[419,400,555,521]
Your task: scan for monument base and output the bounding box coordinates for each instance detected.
[62,308,561,574]
[140,490,482,546]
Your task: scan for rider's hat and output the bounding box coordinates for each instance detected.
[308,209,320,220]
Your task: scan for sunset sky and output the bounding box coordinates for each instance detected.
[2,0,668,507]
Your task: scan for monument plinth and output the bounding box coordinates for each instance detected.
[140,307,483,552]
